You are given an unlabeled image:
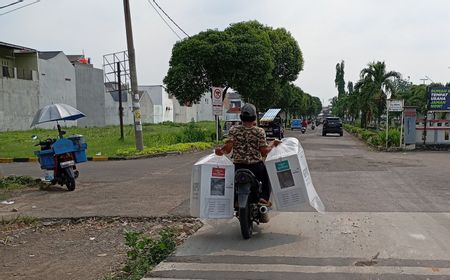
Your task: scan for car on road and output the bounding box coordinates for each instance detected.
[290,119,302,130]
[322,117,343,136]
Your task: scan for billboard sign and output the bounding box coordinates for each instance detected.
[428,87,450,111]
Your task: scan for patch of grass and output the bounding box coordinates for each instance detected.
[116,142,213,157]
[0,215,38,227]
[344,124,401,148]
[107,228,177,280]
[0,175,43,200]
[0,122,216,158]
[0,175,37,189]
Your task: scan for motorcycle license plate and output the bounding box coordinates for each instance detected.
[60,160,75,168]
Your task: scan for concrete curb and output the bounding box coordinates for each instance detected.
[0,151,189,164]
[0,157,39,163]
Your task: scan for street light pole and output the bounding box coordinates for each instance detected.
[123,0,144,151]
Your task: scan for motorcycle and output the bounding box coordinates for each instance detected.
[33,132,87,191]
[301,126,306,134]
[30,104,88,191]
[311,123,316,130]
[234,169,269,239]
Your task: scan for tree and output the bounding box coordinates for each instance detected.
[164,20,304,111]
[347,81,360,123]
[276,83,305,126]
[397,84,427,114]
[358,61,401,128]
[310,96,323,116]
[335,60,345,98]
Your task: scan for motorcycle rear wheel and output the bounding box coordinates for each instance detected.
[239,203,253,239]
[64,168,76,191]
[66,177,76,191]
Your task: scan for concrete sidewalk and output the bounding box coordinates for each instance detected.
[146,212,450,279]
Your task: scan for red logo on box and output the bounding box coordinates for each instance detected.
[212,167,225,178]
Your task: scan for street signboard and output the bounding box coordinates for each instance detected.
[428,87,450,111]
[211,87,224,116]
[212,87,223,106]
[387,100,404,112]
[213,105,223,116]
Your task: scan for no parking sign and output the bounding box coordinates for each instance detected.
[211,87,224,116]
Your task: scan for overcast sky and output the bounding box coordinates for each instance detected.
[2,0,450,105]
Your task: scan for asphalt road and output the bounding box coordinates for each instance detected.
[0,150,207,218]
[2,126,450,279]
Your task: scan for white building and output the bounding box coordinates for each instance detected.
[139,85,174,123]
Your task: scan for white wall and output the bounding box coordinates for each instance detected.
[104,91,134,126]
[139,85,173,123]
[75,64,106,127]
[172,98,197,123]
[0,78,39,131]
[139,93,154,124]
[37,52,77,128]
[38,52,76,108]
[196,93,214,121]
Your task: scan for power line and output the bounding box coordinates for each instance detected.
[153,0,190,38]
[0,0,23,10]
[145,0,182,40]
[0,0,40,16]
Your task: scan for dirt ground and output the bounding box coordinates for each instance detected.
[0,216,202,280]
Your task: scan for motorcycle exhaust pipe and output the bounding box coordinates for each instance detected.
[259,205,269,214]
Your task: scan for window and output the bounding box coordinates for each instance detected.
[2,66,11,77]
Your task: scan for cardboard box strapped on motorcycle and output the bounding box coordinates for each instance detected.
[190,154,235,219]
[265,137,325,213]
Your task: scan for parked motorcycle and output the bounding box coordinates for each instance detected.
[234,169,269,239]
[30,103,88,191]
[33,133,87,191]
[301,126,306,134]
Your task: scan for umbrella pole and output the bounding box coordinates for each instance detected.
[57,122,63,139]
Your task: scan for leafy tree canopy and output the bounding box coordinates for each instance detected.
[164,20,304,109]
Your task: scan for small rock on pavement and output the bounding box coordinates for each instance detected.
[97,253,107,257]
[11,208,18,212]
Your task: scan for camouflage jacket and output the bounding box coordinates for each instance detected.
[227,125,268,164]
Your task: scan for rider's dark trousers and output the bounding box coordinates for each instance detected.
[234,161,271,201]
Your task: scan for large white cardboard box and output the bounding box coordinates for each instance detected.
[265,137,325,212]
[190,154,235,219]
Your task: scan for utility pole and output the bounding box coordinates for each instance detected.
[123,0,144,150]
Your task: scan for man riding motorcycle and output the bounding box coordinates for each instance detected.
[215,103,281,222]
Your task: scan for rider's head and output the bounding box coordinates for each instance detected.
[240,103,257,123]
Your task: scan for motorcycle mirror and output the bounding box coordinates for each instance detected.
[31,135,38,140]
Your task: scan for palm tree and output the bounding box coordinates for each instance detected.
[354,79,376,128]
[358,61,401,128]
